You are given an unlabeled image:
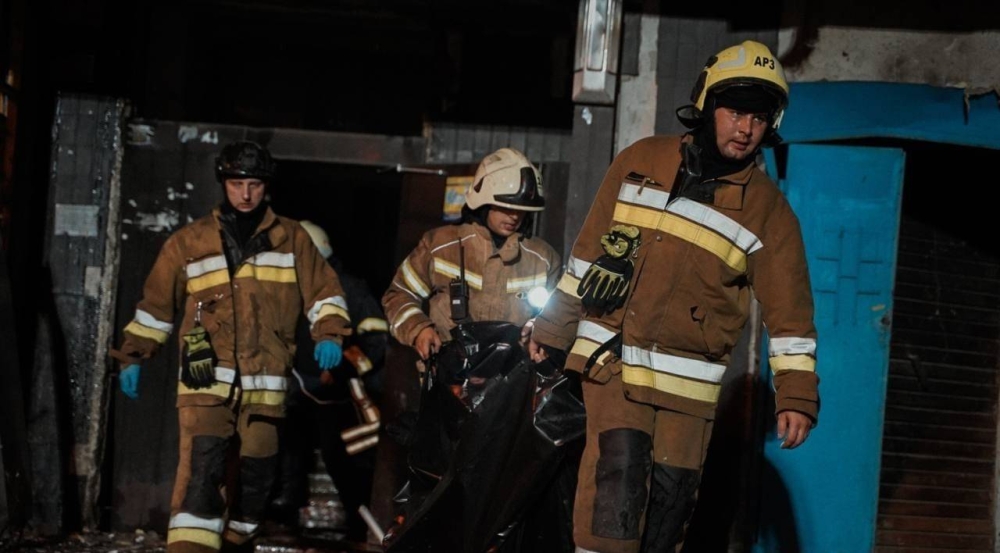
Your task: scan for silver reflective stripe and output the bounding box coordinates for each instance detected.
[307,295,349,324]
[566,256,593,278]
[178,366,236,383]
[186,255,228,279]
[621,345,726,383]
[576,320,617,343]
[769,336,817,357]
[135,309,173,332]
[618,182,670,209]
[249,251,294,267]
[519,243,552,270]
[215,366,237,383]
[667,198,762,254]
[240,375,288,391]
[227,520,259,535]
[169,512,225,533]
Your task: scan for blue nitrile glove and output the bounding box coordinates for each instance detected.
[314,340,343,370]
[120,364,141,400]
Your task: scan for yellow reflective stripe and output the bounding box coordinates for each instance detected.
[357,317,389,334]
[432,258,483,290]
[622,364,721,403]
[242,390,286,406]
[178,381,232,397]
[556,274,581,298]
[613,203,663,230]
[506,273,548,293]
[402,258,430,298]
[569,338,610,365]
[614,203,747,272]
[124,321,170,344]
[770,354,816,373]
[234,265,297,283]
[315,303,350,324]
[187,269,229,293]
[657,216,747,272]
[167,528,222,549]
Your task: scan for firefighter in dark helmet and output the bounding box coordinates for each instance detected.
[111,141,352,552]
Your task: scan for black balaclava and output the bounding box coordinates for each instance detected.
[219,190,269,248]
[692,85,779,181]
[461,205,530,249]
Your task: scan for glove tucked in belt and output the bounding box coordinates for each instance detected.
[181,324,216,389]
[578,224,641,315]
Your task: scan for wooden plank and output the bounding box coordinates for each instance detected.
[886,375,997,400]
[882,437,996,461]
[877,515,993,534]
[882,421,995,444]
[894,280,1000,312]
[880,453,994,475]
[878,500,991,520]
[891,327,1000,357]
[879,469,992,491]
[879,484,990,505]
[885,391,994,413]
[891,312,1000,341]
[888,360,997,386]
[889,344,996,370]
[884,405,994,429]
[876,529,992,550]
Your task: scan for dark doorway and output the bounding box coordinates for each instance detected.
[268,161,406,297]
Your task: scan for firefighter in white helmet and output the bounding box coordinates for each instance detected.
[382,147,562,361]
[529,40,818,552]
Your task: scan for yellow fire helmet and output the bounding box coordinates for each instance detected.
[466,148,545,212]
[299,219,333,259]
[678,40,789,131]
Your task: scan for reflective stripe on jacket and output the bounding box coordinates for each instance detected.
[382,221,562,346]
[113,207,351,410]
[532,135,818,421]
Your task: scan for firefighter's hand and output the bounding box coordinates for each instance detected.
[314,340,343,370]
[519,319,535,349]
[777,410,813,449]
[120,364,141,400]
[528,338,549,363]
[414,327,442,360]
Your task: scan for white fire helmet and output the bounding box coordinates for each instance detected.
[465,148,545,212]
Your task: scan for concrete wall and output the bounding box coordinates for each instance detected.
[778,0,1000,93]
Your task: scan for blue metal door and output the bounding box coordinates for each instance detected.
[754,144,905,552]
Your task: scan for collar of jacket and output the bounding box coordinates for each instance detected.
[212,206,289,249]
[677,135,757,210]
[466,221,522,264]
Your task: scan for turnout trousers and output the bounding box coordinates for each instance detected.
[574,366,713,553]
[166,398,281,553]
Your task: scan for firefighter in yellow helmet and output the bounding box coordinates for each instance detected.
[529,40,818,552]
